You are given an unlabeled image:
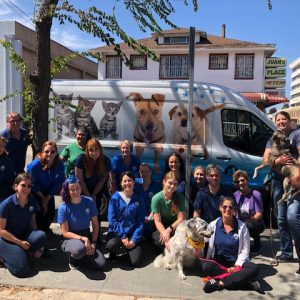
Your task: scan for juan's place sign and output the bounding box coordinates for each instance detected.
[265,68,286,78]
[265,57,287,68]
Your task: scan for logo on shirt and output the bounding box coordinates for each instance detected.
[135,202,139,206]
[86,208,90,214]
[29,206,34,213]
[0,165,5,172]
[133,166,137,172]
[149,192,154,198]
[233,233,239,240]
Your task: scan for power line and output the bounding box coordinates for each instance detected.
[2,0,33,25]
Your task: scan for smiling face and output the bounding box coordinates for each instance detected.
[219,199,236,218]
[68,182,82,200]
[14,178,32,197]
[275,113,291,133]
[139,164,152,181]
[163,178,178,195]
[42,144,57,163]
[235,175,248,191]
[88,146,100,160]
[168,155,180,172]
[76,129,87,146]
[7,113,22,133]
[121,174,135,193]
[194,167,206,186]
[206,168,220,188]
[120,142,131,157]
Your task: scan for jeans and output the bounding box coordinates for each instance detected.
[0,230,47,277]
[272,178,293,259]
[287,198,300,261]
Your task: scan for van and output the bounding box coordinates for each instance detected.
[49,80,276,189]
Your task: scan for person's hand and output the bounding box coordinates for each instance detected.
[87,243,96,255]
[42,200,48,215]
[19,240,31,250]
[82,237,92,254]
[165,240,171,251]
[276,153,294,165]
[127,240,136,249]
[227,266,241,273]
[122,238,129,247]
[159,228,171,245]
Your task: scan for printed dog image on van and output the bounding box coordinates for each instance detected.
[127,92,165,173]
[253,129,298,203]
[168,103,225,157]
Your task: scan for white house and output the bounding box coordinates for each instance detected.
[93,27,288,109]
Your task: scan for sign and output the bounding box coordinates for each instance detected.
[265,79,286,88]
[265,68,286,78]
[265,57,287,68]
[265,89,285,97]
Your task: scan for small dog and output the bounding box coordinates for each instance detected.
[127,92,165,173]
[168,103,224,158]
[253,129,298,203]
[153,217,213,280]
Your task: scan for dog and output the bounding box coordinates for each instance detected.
[127,92,165,173]
[168,103,224,158]
[153,217,213,280]
[253,129,298,203]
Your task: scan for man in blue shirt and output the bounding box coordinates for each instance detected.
[193,164,233,223]
[0,112,31,174]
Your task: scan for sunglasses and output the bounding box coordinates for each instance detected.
[235,179,246,184]
[20,183,32,188]
[222,205,234,210]
[44,150,56,154]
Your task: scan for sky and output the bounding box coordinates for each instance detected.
[0,0,299,108]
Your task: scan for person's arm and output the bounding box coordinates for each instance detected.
[75,167,90,196]
[92,173,108,198]
[193,191,202,218]
[59,146,69,162]
[88,215,99,255]
[47,162,65,196]
[262,147,272,165]
[107,193,125,238]
[169,211,185,231]
[129,195,145,246]
[0,218,30,250]
[235,222,250,267]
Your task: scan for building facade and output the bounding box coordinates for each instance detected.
[93,27,288,109]
[290,57,300,107]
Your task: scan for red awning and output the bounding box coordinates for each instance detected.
[241,92,288,103]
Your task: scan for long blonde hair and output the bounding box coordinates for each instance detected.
[163,171,180,216]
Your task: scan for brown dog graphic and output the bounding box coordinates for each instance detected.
[127,92,165,173]
[169,103,225,158]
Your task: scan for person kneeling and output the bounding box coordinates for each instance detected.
[58,175,106,270]
[201,197,261,293]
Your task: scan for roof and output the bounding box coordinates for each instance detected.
[241,92,288,109]
[91,27,276,53]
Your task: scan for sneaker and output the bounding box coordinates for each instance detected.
[69,256,79,270]
[203,279,222,293]
[276,255,293,263]
[249,280,261,292]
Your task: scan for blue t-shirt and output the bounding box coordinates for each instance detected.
[214,218,239,266]
[57,196,98,232]
[0,193,37,238]
[26,158,65,196]
[0,153,15,201]
[75,154,112,192]
[111,154,141,185]
[193,185,233,223]
[0,128,30,174]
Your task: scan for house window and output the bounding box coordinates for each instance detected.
[106,56,122,78]
[130,55,147,70]
[163,36,189,44]
[235,54,254,79]
[209,54,228,70]
[159,55,189,79]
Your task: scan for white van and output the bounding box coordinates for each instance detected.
[49,80,276,189]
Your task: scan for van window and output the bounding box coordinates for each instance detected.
[221,109,273,156]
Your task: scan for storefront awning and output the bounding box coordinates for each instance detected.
[241,92,289,109]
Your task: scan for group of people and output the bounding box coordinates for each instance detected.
[0,110,299,294]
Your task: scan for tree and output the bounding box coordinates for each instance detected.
[2,0,273,153]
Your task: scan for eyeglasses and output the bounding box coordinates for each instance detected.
[235,179,246,184]
[222,205,234,210]
[20,183,32,188]
[208,174,219,178]
[44,150,56,154]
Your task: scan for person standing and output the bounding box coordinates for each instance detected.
[27,141,65,233]
[263,111,300,262]
[193,164,233,223]
[57,175,106,270]
[0,137,15,202]
[0,173,47,277]
[0,112,31,174]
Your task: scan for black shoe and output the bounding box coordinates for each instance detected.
[41,248,52,258]
[203,279,222,293]
[69,256,79,270]
[249,280,261,292]
[295,266,300,277]
[276,255,293,263]
[108,252,118,262]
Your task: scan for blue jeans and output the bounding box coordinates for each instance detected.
[0,230,47,277]
[272,179,293,259]
[287,198,300,261]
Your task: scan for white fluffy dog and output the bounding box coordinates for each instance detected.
[153,217,213,280]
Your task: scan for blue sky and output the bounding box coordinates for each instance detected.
[0,0,299,102]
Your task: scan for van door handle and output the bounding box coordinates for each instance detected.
[216,156,231,161]
[193,153,206,159]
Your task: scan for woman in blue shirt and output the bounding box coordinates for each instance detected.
[202,197,260,293]
[27,141,65,232]
[57,175,106,270]
[106,171,145,267]
[0,173,47,277]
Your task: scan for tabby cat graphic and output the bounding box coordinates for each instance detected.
[53,92,76,140]
[75,96,99,137]
[99,101,122,139]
